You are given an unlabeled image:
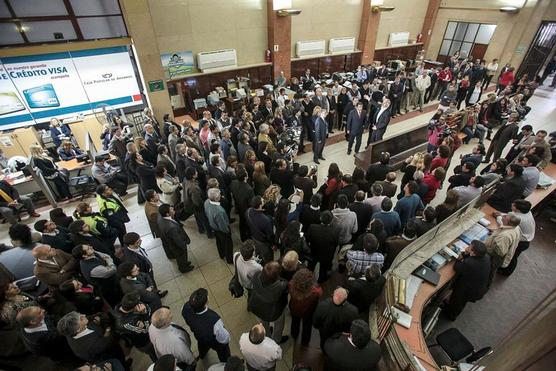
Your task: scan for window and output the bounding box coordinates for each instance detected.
[438,21,496,59]
[0,0,128,47]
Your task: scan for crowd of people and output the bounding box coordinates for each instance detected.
[0,52,554,371]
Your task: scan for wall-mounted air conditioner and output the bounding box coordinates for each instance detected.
[388,32,410,47]
[329,37,356,54]
[197,49,238,72]
[296,40,326,58]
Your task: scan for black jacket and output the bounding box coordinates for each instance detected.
[135,162,160,193]
[66,323,121,363]
[349,202,374,240]
[270,168,295,198]
[158,217,191,256]
[122,247,153,276]
[452,254,491,302]
[487,176,526,212]
[114,306,152,348]
[448,171,474,189]
[324,334,381,371]
[346,276,386,313]
[313,298,358,348]
[306,223,339,264]
[41,227,74,253]
[248,272,288,321]
[347,109,368,136]
[294,175,317,204]
[20,317,71,359]
[365,163,392,184]
[120,273,161,310]
[230,180,254,215]
[299,205,321,234]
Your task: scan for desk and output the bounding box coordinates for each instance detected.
[383,164,555,370]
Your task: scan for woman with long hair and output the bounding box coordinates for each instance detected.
[243,149,257,181]
[273,107,285,134]
[323,162,343,209]
[30,144,72,201]
[288,268,322,346]
[398,152,425,199]
[352,167,369,195]
[253,161,270,196]
[430,145,451,171]
[263,184,281,217]
[134,137,156,165]
[274,198,290,246]
[131,152,160,201]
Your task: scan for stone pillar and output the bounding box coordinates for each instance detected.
[421,0,441,51]
[358,4,381,65]
[267,0,292,79]
[119,0,172,122]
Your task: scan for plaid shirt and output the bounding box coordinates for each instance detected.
[346,250,385,275]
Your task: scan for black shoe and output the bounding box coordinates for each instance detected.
[482,160,490,164]
[319,157,326,160]
[158,290,169,298]
[347,150,351,155]
[314,160,320,164]
[279,336,290,344]
[180,264,195,273]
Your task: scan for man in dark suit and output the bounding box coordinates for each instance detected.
[0,178,40,225]
[306,211,339,283]
[443,240,490,320]
[312,109,328,164]
[230,169,255,242]
[388,77,403,117]
[299,194,322,234]
[311,87,329,112]
[122,232,168,300]
[17,306,73,361]
[346,264,386,315]
[324,319,381,371]
[483,112,520,163]
[118,262,163,310]
[158,204,194,273]
[368,98,391,144]
[301,94,315,149]
[347,102,368,155]
[144,123,160,155]
[365,151,392,185]
[313,287,358,350]
[349,191,374,241]
[293,165,318,204]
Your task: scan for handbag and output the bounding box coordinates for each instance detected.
[228,253,244,298]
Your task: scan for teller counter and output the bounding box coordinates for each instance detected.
[378,164,556,370]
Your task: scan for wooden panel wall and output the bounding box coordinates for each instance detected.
[373,44,424,64]
[290,52,362,78]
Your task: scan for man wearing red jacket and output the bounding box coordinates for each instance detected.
[437,66,453,98]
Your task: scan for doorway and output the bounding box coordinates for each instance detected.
[517,21,556,79]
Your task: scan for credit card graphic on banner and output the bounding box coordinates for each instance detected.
[22,84,60,108]
[0,92,26,115]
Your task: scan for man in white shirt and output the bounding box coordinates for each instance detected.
[234,240,263,291]
[454,176,485,207]
[496,199,536,276]
[149,308,196,369]
[414,70,431,112]
[482,58,499,89]
[239,324,282,371]
[276,88,287,108]
[520,154,540,197]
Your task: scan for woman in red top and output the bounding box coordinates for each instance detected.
[422,167,446,204]
[430,145,451,171]
[288,268,322,345]
[498,67,515,93]
[456,75,470,109]
[323,163,343,209]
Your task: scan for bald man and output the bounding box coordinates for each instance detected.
[313,287,358,349]
[32,244,76,287]
[239,324,282,371]
[148,308,195,368]
[17,306,71,360]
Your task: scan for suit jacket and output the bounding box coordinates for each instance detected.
[324,333,381,371]
[365,163,392,184]
[313,298,358,347]
[40,227,73,253]
[382,236,413,271]
[311,95,329,111]
[33,249,76,287]
[294,176,317,204]
[71,233,113,257]
[492,122,518,145]
[307,224,339,264]
[347,109,368,136]
[120,273,161,309]
[374,180,397,198]
[313,117,328,143]
[175,154,188,182]
[373,107,391,130]
[144,133,159,155]
[452,254,490,302]
[230,180,254,214]
[144,201,162,237]
[66,323,120,363]
[349,202,374,238]
[299,205,321,234]
[122,247,153,275]
[135,162,160,192]
[157,154,176,177]
[158,217,191,257]
[20,317,71,358]
[487,176,526,212]
[346,276,386,313]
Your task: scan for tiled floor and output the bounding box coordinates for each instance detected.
[2,82,555,371]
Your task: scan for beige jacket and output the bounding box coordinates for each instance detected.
[485,226,521,268]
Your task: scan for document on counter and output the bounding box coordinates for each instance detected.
[405,275,423,310]
[391,306,412,328]
[459,223,489,244]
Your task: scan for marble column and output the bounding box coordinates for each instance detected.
[358,4,381,65]
[267,0,292,79]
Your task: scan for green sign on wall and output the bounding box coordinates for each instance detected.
[148,79,164,92]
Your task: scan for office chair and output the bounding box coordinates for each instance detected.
[429,328,492,366]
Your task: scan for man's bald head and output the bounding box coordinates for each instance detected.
[151,307,172,329]
[333,287,348,305]
[32,244,54,259]
[16,306,44,328]
[249,323,266,344]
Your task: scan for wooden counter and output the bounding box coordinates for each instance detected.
[385,163,555,370]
